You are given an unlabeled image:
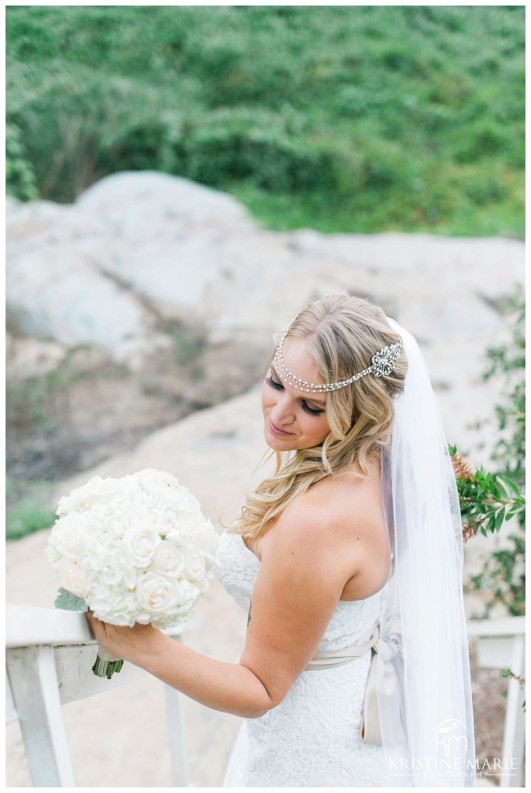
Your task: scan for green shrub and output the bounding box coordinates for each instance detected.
[6,5,525,233]
[6,122,38,201]
[6,478,57,541]
[170,108,344,194]
[455,289,525,618]
[6,500,56,540]
[7,65,168,201]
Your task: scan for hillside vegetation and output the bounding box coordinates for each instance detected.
[6,5,524,235]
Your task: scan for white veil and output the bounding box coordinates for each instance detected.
[376,318,476,786]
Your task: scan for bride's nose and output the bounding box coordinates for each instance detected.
[271,395,295,426]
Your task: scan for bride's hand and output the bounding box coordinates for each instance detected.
[85,610,166,665]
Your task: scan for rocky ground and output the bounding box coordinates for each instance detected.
[6,171,524,487]
[6,172,525,786]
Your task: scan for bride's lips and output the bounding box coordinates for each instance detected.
[269,419,295,437]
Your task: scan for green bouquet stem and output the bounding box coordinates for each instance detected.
[92,646,124,679]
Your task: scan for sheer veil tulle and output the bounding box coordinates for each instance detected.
[377,318,476,786]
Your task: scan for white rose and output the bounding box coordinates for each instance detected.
[57,559,89,598]
[81,533,138,590]
[150,579,200,628]
[136,470,190,508]
[136,572,179,614]
[98,561,137,588]
[56,476,123,515]
[152,541,185,575]
[125,525,161,567]
[165,528,188,548]
[177,578,201,607]
[191,520,219,560]
[182,547,206,582]
[47,514,88,560]
[90,589,139,626]
[136,469,178,489]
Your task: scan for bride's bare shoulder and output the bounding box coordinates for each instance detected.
[306,460,381,518]
[272,460,386,551]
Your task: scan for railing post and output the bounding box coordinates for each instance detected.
[165,684,189,786]
[6,646,76,787]
[468,618,526,788]
[499,634,525,788]
[6,606,193,786]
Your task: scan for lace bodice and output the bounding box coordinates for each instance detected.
[215,530,385,652]
[215,530,389,787]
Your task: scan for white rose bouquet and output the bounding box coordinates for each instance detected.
[46,469,218,678]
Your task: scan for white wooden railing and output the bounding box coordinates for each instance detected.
[6,604,189,787]
[6,606,525,788]
[467,616,526,788]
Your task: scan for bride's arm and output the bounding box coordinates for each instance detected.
[86,497,368,719]
[85,616,278,718]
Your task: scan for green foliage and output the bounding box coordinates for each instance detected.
[7,348,128,444]
[7,352,89,438]
[8,374,61,437]
[7,64,165,202]
[453,289,525,618]
[6,479,56,540]
[169,326,206,369]
[6,352,130,540]
[6,5,524,234]
[54,587,87,612]
[6,501,56,540]
[6,122,38,200]
[501,669,525,712]
[483,290,525,484]
[467,531,525,618]
[450,453,525,539]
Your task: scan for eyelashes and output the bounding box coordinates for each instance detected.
[265,375,325,416]
[265,374,283,390]
[303,404,326,416]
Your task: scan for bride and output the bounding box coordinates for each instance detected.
[87,293,476,787]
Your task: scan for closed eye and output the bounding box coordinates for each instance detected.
[265,374,325,416]
[265,374,283,391]
[301,402,325,416]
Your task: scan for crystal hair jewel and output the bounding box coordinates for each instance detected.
[273,332,401,394]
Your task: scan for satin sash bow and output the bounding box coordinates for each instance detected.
[305,623,383,745]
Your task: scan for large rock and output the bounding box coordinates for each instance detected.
[76,170,255,234]
[7,171,524,482]
[6,246,158,359]
[7,172,524,364]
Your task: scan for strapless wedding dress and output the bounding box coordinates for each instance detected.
[215,530,390,787]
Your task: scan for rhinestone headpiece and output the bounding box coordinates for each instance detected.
[273,329,401,394]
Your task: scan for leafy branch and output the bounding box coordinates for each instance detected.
[450,447,525,542]
[501,668,526,687]
[501,669,526,712]
[450,286,525,620]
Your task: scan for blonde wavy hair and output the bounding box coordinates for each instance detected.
[231,293,407,540]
